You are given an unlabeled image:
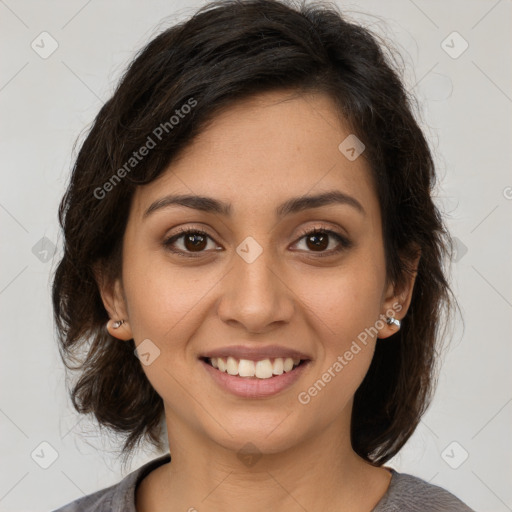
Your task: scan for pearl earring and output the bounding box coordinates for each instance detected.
[386,317,401,329]
[111,319,125,329]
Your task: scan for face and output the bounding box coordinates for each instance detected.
[101,90,414,456]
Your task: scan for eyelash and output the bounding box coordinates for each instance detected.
[163,226,352,259]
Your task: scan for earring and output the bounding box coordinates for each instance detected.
[111,319,125,329]
[386,317,401,329]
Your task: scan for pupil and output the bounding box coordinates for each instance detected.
[185,233,206,251]
[307,233,328,251]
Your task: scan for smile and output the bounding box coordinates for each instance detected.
[200,357,311,398]
[203,356,304,379]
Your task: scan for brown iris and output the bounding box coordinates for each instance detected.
[305,232,329,251]
[184,233,208,252]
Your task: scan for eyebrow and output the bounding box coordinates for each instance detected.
[143,190,365,219]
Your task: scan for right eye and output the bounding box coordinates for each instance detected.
[162,228,221,257]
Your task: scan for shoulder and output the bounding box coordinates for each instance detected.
[372,468,475,512]
[51,454,171,512]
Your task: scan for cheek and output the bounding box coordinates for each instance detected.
[291,260,384,397]
[121,253,218,395]
[296,259,383,342]
[122,248,221,345]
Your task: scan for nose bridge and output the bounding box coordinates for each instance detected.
[217,235,293,332]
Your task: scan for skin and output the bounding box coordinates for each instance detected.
[98,90,420,512]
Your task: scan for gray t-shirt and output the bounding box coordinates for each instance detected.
[52,453,475,511]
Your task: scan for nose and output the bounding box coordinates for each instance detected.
[217,243,295,334]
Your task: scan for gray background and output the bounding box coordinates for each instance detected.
[1,0,511,511]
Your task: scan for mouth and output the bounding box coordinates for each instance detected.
[199,355,312,398]
[199,356,310,379]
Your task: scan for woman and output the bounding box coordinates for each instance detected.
[52,0,475,510]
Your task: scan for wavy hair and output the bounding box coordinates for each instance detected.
[52,0,457,467]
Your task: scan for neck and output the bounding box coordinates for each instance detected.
[136,410,392,512]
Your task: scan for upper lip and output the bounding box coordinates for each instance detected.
[200,345,312,361]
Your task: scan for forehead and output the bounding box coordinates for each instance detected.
[130,90,378,222]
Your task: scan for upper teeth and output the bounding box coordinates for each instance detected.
[209,356,301,379]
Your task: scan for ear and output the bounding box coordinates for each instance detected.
[378,245,421,339]
[93,262,133,341]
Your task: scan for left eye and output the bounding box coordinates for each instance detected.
[293,228,351,255]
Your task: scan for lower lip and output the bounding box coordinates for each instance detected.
[200,359,311,398]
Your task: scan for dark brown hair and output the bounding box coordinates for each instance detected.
[52,0,457,467]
